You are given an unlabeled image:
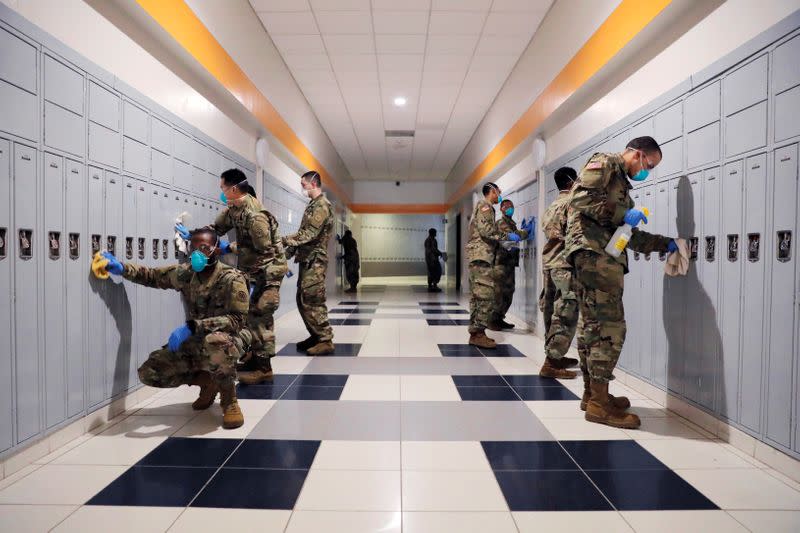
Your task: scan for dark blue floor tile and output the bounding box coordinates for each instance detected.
[494,470,611,511]
[338,301,379,305]
[427,319,456,326]
[236,384,289,400]
[87,466,214,507]
[419,301,460,306]
[341,318,372,326]
[329,308,354,314]
[448,309,469,314]
[438,344,483,357]
[452,375,508,386]
[294,374,349,386]
[480,344,525,357]
[502,375,562,387]
[482,441,577,471]
[277,343,361,356]
[514,387,580,401]
[192,468,308,509]
[328,319,345,326]
[588,469,718,510]
[280,386,344,400]
[456,386,519,401]
[452,319,471,326]
[421,309,453,314]
[137,438,240,468]
[226,439,320,469]
[561,440,668,471]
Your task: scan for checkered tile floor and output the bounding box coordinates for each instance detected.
[1,283,799,532]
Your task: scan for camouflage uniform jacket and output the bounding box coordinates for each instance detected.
[495,215,520,268]
[341,234,359,262]
[122,261,249,335]
[283,193,334,264]
[564,152,672,273]
[466,198,528,264]
[212,195,287,284]
[424,236,441,264]
[541,191,571,271]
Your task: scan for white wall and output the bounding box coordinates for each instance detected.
[353,180,446,204]
[546,0,800,164]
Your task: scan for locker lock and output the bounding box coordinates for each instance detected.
[0,227,6,260]
[107,236,116,257]
[747,233,760,263]
[48,231,61,260]
[705,236,715,262]
[138,238,146,260]
[125,237,133,260]
[688,237,698,261]
[162,239,169,260]
[69,233,80,260]
[633,251,640,261]
[777,231,792,263]
[19,229,33,260]
[91,234,101,255]
[727,235,739,262]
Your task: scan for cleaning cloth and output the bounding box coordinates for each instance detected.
[91,251,110,280]
[664,238,689,277]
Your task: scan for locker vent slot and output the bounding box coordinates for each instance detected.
[91,234,101,254]
[645,253,651,261]
[68,233,79,260]
[125,237,133,260]
[658,251,666,261]
[19,229,32,259]
[705,236,716,262]
[633,251,640,261]
[0,227,6,259]
[138,237,145,260]
[48,231,61,260]
[689,237,699,261]
[162,239,168,259]
[777,231,792,263]
[747,233,760,262]
[107,235,116,256]
[727,234,739,262]
[152,238,158,260]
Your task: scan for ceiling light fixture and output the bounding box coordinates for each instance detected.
[393,96,407,107]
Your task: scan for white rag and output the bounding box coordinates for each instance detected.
[173,211,192,255]
[664,238,689,276]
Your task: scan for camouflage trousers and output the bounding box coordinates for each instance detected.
[297,258,333,342]
[247,280,281,362]
[491,264,515,324]
[137,332,242,389]
[345,259,359,288]
[468,260,494,334]
[573,250,626,383]
[540,268,580,360]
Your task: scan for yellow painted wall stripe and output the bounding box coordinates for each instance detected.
[135,0,349,202]
[447,0,672,206]
[350,203,449,215]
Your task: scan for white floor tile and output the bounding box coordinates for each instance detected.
[538,418,631,441]
[0,464,42,491]
[626,417,709,440]
[401,441,492,471]
[486,357,542,375]
[173,399,274,439]
[676,468,800,510]
[620,510,748,532]
[91,414,193,439]
[402,471,507,511]
[403,511,517,533]
[637,439,759,470]
[286,511,401,533]
[400,376,460,401]
[525,400,584,419]
[0,464,127,505]
[33,435,94,465]
[271,356,311,374]
[312,441,400,470]
[340,375,400,401]
[330,325,370,344]
[133,386,207,416]
[0,504,77,532]
[51,434,167,466]
[727,510,800,532]
[53,505,183,532]
[168,508,292,532]
[295,470,401,511]
[513,511,633,532]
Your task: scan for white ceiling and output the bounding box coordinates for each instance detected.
[249,0,551,181]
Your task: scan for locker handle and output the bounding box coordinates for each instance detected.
[92,174,100,180]
[70,169,79,174]
[109,178,116,184]
[729,170,738,175]
[49,162,58,169]
[126,183,132,188]
[139,187,145,191]
[751,164,761,170]
[21,154,31,161]
[707,176,716,181]
[781,156,792,162]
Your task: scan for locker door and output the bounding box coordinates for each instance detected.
[719,160,743,420]
[105,172,126,397]
[683,173,704,406]
[0,139,12,451]
[65,160,86,417]
[14,143,40,442]
[44,153,66,428]
[135,180,150,369]
[621,190,642,375]
[87,167,105,407]
[149,185,163,351]
[653,182,669,387]
[665,176,685,395]
[698,168,720,411]
[122,177,138,391]
[640,185,656,381]
[767,144,798,447]
[741,153,767,432]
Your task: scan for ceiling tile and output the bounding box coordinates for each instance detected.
[428,12,486,35]
[315,11,372,33]
[421,68,466,88]
[425,34,479,54]
[323,34,375,54]
[257,12,318,34]
[377,54,424,72]
[372,0,430,9]
[330,53,377,72]
[270,34,326,54]
[468,54,519,73]
[417,86,459,126]
[250,0,310,11]
[483,12,539,35]
[432,0,491,10]
[475,34,531,55]
[372,11,429,34]
[492,0,552,12]
[283,53,332,70]
[375,34,426,54]
[337,70,380,87]
[291,68,338,87]
[310,0,370,10]
[423,53,472,73]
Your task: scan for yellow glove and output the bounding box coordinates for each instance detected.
[91,252,110,279]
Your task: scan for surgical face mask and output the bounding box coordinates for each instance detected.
[219,191,228,205]
[504,207,514,217]
[630,151,651,182]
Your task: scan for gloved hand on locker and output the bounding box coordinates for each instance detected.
[219,239,232,255]
[168,324,192,353]
[667,239,679,253]
[101,251,124,275]
[507,233,522,243]
[91,252,110,280]
[174,223,191,241]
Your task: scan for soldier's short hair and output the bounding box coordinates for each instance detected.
[554,167,577,190]
[482,182,499,196]
[500,199,513,208]
[626,136,662,157]
[429,228,436,235]
[190,226,217,241]
[301,170,322,188]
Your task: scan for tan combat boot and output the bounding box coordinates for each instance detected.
[296,336,319,351]
[585,381,640,429]
[307,341,335,355]
[219,382,244,429]
[539,357,578,379]
[580,375,630,411]
[238,357,274,385]
[469,331,497,349]
[190,372,218,410]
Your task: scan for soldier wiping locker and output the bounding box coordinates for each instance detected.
[489,198,525,331]
[92,227,249,429]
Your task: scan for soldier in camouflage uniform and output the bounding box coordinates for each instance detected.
[283,170,336,355]
[489,199,522,331]
[95,228,248,429]
[466,183,529,348]
[538,167,581,379]
[210,168,287,385]
[424,228,443,292]
[565,136,677,429]
[339,230,360,293]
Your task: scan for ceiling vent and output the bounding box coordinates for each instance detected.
[385,130,415,150]
[385,130,415,138]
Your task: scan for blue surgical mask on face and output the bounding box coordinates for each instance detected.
[219,191,228,205]
[631,168,649,181]
[190,250,209,272]
[504,207,514,217]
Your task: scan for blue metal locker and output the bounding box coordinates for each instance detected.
[640,185,656,381]
[64,159,85,418]
[87,166,105,407]
[148,184,164,352]
[43,152,66,429]
[698,168,720,411]
[683,173,704,406]
[134,180,150,369]
[104,172,127,398]
[0,28,38,143]
[766,144,798,448]
[665,176,685,395]
[620,189,642,375]
[653,181,669,387]
[122,176,139,391]
[13,143,39,442]
[741,153,767,432]
[0,138,12,451]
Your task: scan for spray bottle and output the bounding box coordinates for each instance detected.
[604,208,650,258]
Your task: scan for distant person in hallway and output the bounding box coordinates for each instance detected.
[92,227,249,429]
[489,199,523,331]
[425,228,443,292]
[283,170,336,355]
[538,167,582,380]
[338,230,360,293]
[566,136,678,429]
[466,182,531,349]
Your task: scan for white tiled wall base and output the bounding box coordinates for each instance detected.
[0,386,160,480]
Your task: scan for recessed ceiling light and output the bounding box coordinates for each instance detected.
[393,96,407,107]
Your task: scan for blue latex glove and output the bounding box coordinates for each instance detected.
[623,208,648,227]
[286,270,294,278]
[508,233,522,243]
[526,218,537,241]
[667,240,679,253]
[168,324,192,352]
[219,239,231,255]
[175,223,190,240]
[101,251,124,276]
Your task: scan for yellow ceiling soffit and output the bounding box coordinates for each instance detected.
[349,203,449,215]
[447,0,672,206]
[135,0,350,203]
